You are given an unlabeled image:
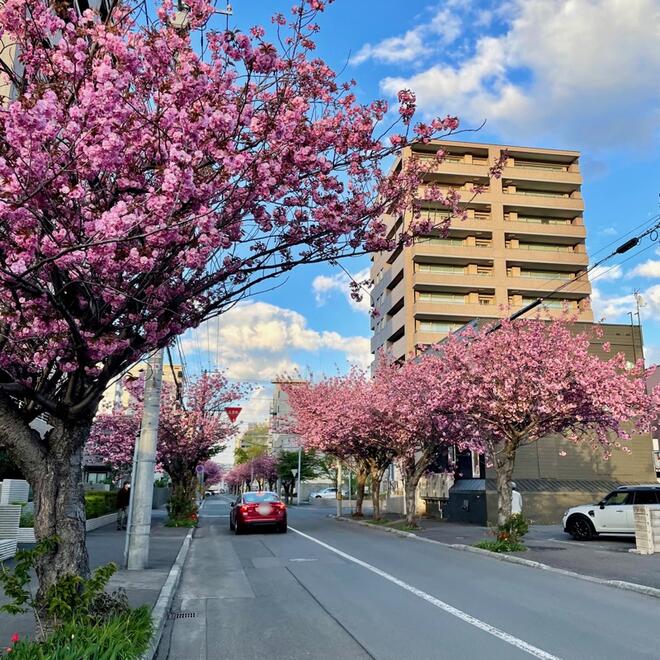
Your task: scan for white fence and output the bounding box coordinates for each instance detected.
[0,479,30,505]
[634,504,660,555]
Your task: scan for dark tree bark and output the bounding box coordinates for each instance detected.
[369,463,387,521]
[493,441,518,526]
[401,449,433,528]
[353,463,368,517]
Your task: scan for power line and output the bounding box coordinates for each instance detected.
[490,215,660,329]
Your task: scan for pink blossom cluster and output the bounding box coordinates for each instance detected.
[225,453,278,488]
[0,0,465,422]
[87,372,244,478]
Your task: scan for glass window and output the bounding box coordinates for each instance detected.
[633,490,659,505]
[243,492,280,503]
[418,263,464,274]
[603,491,633,506]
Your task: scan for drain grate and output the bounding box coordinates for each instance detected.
[169,611,196,619]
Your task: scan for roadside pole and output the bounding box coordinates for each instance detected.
[348,470,352,515]
[296,445,302,506]
[336,462,343,517]
[125,349,164,570]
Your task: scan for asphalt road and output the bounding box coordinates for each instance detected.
[156,496,660,660]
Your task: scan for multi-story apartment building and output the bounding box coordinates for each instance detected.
[371,140,592,361]
[371,140,656,524]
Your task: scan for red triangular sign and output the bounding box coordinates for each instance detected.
[225,406,242,423]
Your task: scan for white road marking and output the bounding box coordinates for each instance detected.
[201,514,229,518]
[289,525,562,660]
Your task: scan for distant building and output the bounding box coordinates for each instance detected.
[647,367,660,481]
[268,379,306,453]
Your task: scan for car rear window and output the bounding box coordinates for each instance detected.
[243,492,280,503]
[634,490,660,505]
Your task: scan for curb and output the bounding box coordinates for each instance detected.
[333,515,660,601]
[142,527,194,660]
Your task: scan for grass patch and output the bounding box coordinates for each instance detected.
[361,518,420,532]
[474,539,527,553]
[388,521,420,532]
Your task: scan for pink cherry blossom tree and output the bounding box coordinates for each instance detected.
[88,372,242,519]
[0,0,473,595]
[370,357,465,527]
[426,318,659,525]
[286,371,396,518]
[202,461,223,487]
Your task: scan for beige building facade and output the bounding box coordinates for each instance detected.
[371,140,656,524]
[371,140,592,361]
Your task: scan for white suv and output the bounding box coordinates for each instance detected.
[310,487,339,499]
[562,485,660,541]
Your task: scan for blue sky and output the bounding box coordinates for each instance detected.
[181,0,660,431]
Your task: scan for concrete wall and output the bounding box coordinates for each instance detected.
[633,505,660,554]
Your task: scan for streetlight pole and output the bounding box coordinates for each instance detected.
[296,445,302,506]
[336,461,343,518]
[125,349,164,570]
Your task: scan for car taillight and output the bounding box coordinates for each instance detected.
[240,505,249,513]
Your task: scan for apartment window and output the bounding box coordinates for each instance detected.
[513,269,574,281]
[418,263,465,275]
[473,212,491,222]
[512,215,572,225]
[419,209,451,224]
[478,295,495,305]
[518,297,568,309]
[513,189,569,198]
[418,321,464,333]
[472,157,488,165]
[476,265,493,276]
[424,237,464,247]
[513,160,568,172]
[418,292,464,304]
[474,238,492,248]
[518,243,572,252]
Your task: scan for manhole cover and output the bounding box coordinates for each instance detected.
[169,611,196,619]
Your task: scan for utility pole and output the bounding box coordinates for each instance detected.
[125,349,164,570]
[336,461,343,517]
[296,444,302,506]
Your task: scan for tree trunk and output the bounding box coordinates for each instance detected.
[404,474,421,528]
[494,446,516,526]
[168,472,198,520]
[353,465,368,517]
[30,420,92,614]
[370,468,383,520]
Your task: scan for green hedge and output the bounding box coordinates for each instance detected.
[6,606,153,659]
[84,492,118,520]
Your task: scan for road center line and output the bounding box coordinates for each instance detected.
[288,525,562,660]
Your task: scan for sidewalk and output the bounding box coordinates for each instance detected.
[339,513,660,591]
[0,509,188,642]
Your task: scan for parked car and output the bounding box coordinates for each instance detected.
[562,484,660,540]
[230,491,287,534]
[309,487,338,499]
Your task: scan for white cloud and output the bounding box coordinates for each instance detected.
[600,227,617,236]
[181,301,371,381]
[312,267,371,314]
[351,7,461,65]
[591,283,660,322]
[645,344,660,367]
[379,0,660,151]
[589,264,623,282]
[630,260,660,278]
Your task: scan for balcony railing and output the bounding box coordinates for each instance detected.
[507,189,571,198]
[512,161,569,172]
[508,215,573,225]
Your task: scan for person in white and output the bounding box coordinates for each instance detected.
[511,482,523,515]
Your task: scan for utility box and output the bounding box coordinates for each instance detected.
[633,504,660,555]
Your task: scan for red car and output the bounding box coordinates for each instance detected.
[230,491,287,534]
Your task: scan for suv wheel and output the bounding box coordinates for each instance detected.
[568,515,596,541]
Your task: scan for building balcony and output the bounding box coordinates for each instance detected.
[505,248,589,267]
[414,301,500,320]
[386,335,408,361]
[413,271,495,290]
[502,191,584,212]
[381,277,406,316]
[506,275,592,296]
[503,219,587,239]
[502,164,581,186]
[412,243,495,262]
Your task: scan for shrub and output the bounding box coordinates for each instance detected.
[3,606,152,659]
[474,513,530,553]
[84,492,118,519]
[18,511,33,528]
